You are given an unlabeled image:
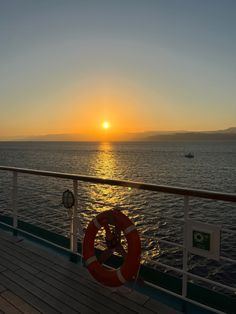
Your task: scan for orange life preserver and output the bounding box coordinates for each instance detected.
[83,210,141,287]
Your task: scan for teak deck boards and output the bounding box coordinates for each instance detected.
[0,229,181,314]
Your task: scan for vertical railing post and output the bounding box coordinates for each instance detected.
[12,171,18,236]
[182,195,189,298]
[70,179,78,262]
[75,182,84,266]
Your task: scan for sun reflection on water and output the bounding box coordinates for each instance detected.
[80,142,161,261]
[89,142,121,212]
[94,142,114,178]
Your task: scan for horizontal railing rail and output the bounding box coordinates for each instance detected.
[0,165,235,314]
[1,166,236,202]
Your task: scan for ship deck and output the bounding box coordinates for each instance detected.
[0,229,182,314]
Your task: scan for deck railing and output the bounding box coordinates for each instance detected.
[0,166,236,314]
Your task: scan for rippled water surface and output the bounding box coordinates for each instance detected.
[0,141,235,291]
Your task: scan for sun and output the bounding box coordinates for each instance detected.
[102,121,110,129]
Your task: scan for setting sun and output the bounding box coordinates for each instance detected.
[102,121,110,129]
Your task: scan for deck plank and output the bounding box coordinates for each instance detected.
[107,285,150,306]
[0,229,183,314]
[35,262,144,313]
[0,265,6,273]
[35,265,135,314]
[1,290,41,314]
[0,285,6,293]
[15,269,98,314]
[0,295,22,314]
[3,270,80,314]
[144,298,183,314]
[0,237,140,313]
[35,271,122,314]
[0,256,20,272]
[0,237,132,313]
[17,245,163,313]
[0,241,40,274]
[0,236,56,270]
[0,273,59,314]
[33,264,156,314]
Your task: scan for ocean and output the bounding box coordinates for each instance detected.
[0,141,235,291]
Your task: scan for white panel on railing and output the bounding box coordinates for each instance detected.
[186,220,221,260]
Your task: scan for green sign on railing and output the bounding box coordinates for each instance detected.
[192,230,211,251]
[187,220,221,260]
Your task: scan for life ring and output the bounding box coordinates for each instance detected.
[83,210,141,287]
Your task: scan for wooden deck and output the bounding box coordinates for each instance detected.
[0,229,182,314]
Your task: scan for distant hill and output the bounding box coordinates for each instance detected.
[2,127,236,141]
[21,133,88,141]
[145,127,236,141]
[215,127,236,133]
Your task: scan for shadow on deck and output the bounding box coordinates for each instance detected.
[0,229,182,314]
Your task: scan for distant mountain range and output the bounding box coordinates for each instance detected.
[2,127,236,141]
[143,127,236,141]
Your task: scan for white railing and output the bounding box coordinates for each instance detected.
[0,166,236,314]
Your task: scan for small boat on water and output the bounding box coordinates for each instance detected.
[185,152,194,158]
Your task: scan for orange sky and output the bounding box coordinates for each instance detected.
[1,2,236,140]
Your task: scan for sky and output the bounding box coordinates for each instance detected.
[0,0,236,140]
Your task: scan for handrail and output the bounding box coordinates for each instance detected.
[1,166,236,202]
[0,165,236,313]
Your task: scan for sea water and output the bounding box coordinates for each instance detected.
[0,141,235,289]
